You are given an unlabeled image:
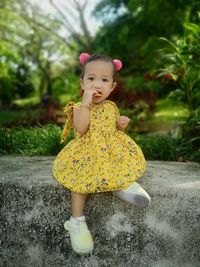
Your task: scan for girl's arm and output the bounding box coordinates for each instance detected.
[73,105,90,135]
[73,88,100,135]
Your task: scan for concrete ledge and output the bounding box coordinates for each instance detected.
[0,156,200,267]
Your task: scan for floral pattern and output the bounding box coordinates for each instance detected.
[52,100,146,194]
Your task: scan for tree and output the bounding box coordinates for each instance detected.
[0,0,95,104]
[49,0,92,49]
[92,0,200,72]
[0,42,35,105]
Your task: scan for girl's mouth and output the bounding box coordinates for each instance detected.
[94,92,102,97]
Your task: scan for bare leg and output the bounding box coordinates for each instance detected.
[64,191,94,255]
[71,191,88,217]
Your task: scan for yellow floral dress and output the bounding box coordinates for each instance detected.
[52,100,146,194]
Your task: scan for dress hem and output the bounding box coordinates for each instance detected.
[55,176,142,194]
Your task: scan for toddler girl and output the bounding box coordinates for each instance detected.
[52,53,151,255]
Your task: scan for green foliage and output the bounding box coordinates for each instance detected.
[134,134,200,163]
[0,124,64,155]
[0,42,35,105]
[0,63,35,105]
[125,75,164,94]
[1,0,199,107]
[0,0,72,104]
[158,16,200,136]
[12,63,35,98]
[0,109,40,126]
[0,42,17,104]
[0,125,199,163]
[119,103,150,126]
[52,73,80,105]
[12,96,40,107]
[152,98,188,122]
[93,0,199,73]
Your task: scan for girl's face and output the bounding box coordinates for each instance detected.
[80,60,117,104]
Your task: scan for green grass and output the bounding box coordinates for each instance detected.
[151,98,189,123]
[118,98,189,134]
[120,98,188,123]
[0,124,199,163]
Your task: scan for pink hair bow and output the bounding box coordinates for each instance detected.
[79,53,122,71]
[113,59,122,71]
[79,53,90,64]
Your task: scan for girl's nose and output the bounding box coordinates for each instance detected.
[94,80,102,88]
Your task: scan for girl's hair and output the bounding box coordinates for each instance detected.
[80,54,118,82]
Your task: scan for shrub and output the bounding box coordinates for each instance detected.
[158,15,200,138]
[0,125,199,163]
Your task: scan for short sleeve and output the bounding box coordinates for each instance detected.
[106,100,120,119]
[72,102,81,110]
[111,101,120,118]
[115,104,120,118]
[60,101,80,144]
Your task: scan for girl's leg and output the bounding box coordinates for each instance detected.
[64,191,94,255]
[71,191,88,218]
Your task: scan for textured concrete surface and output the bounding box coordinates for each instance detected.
[0,156,200,267]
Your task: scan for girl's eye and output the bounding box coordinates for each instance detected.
[102,78,109,82]
[88,77,94,81]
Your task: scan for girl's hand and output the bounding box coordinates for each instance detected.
[117,116,131,129]
[82,89,100,105]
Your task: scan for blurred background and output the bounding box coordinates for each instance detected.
[0,0,199,162]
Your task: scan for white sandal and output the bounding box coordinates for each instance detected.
[64,220,94,255]
[113,182,151,208]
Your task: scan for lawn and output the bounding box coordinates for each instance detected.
[151,98,188,123]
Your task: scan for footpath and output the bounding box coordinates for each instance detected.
[0,156,200,267]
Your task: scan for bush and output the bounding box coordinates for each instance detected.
[0,125,199,163]
[134,134,200,162]
[158,16,200,138]
[0,124,65,155]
